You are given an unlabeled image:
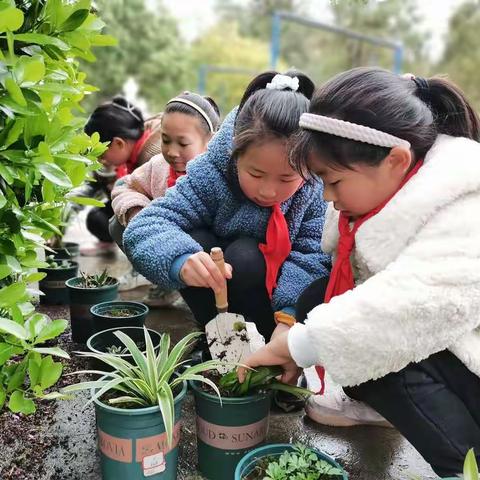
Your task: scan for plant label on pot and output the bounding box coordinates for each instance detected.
[142,452,166,476]
[205,315,265,374]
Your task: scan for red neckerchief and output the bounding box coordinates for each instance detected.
[167,166,186,188]
[259,203,291,299]
[115,129,152,178]
[315,160,424,394]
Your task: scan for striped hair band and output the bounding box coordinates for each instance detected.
[166,97,214,133]
[111,102,142,122]
[299,113,411,149]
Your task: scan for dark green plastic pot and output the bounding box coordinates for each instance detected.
[39,261,78,305]
[235,443,349,479]
[52,241,80,259]
[87,326,162,372]
[91,301,148,334]
[94,377,187,479]
[66,276,119,343]
[190,381,271,480]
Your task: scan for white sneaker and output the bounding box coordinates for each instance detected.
[304,368,393,428]
[118,269,151,292]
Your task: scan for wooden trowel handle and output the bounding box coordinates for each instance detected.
[210,247,228,313]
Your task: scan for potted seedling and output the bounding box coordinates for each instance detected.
[90,301,149,333]
[190,365,312,480]
[86,326,160,372]
[45,206,80,260]
[63,329,226,480]
[39,256,78,305]
[65,269,118,343]
[235,443,348,480]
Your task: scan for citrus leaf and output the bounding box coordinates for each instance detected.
[38,163,72,188]
[0,7,24,33]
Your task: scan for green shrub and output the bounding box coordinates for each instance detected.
[0,0,115,414]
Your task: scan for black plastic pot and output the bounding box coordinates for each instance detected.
[51,242,80,260]
[90,301,148,334]
[87,326,162,372]
[66,276,119,344]
[39,261,78,305]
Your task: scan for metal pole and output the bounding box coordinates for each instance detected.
[393,44,404,74]
[270,12,281,69]
[198,64,207,95]
[271,11,403,73]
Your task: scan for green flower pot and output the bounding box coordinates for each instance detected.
[94,377,187,479]
[87,326,162,372]
[51,241,80,259]
[190,381,271,480]
[66,276,119,344]
[39,261,78,305]
[91,301,148,334]
[235,443,349,479]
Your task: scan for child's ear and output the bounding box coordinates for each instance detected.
[388,146,412,175]
[111,137,127,150]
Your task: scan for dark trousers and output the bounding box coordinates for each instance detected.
[296,278,480,477]
[180,230,276,340]
[86,200,114,242]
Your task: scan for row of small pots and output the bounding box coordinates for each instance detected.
[37,253,148,343]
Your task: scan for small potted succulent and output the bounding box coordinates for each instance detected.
[90,300,149,334]
[65,269,118,343]
[63,329,226,480]
[190,365,312,480]
[39,256,78,305]
[86,326,160,372]
[235,443,348,480]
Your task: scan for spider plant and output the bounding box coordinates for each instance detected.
[62,328,227,447]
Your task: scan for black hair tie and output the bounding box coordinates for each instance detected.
[413,76,429,92]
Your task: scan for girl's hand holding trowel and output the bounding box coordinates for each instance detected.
[180,252,233,292]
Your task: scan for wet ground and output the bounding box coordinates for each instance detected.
[1,211,438,479]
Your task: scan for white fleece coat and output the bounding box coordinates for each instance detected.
[288,134,480,387]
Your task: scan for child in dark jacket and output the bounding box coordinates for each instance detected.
[123,71,330,341]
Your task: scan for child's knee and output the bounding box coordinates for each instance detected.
[224,238,265,288]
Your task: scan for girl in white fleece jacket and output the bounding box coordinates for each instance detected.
[240,67,480,478]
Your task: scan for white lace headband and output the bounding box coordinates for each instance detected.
[166,97,214,133]
[299,113,411,149]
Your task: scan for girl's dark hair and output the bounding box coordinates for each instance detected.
[85,96,144,143]
[227,70,314,195]
[233,70,314,157]
[291,67,480,174]
[164,91,221,135]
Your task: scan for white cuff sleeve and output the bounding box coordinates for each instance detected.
[287,323,319,368]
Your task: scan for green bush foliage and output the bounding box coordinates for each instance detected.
[0,0,113,414]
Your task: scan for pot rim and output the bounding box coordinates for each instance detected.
[234,443,348,479]
[90,300,149,317]
[65,276,119,291]
[40,260,79,271]
[189,379,271,405]
[87,326,161,358]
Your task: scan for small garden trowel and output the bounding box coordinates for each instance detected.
[205,247,265,373]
